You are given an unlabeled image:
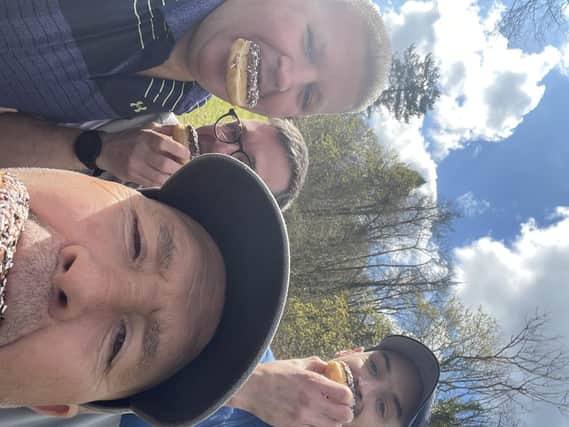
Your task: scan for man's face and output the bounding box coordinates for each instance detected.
[187,0,367,116]
[197,120,290,195]
[336,350,422,427]
[0,170,225,407]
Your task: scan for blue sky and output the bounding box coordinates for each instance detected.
[438,69,569,248]
[372,0,569,424]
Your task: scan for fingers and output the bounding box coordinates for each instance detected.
[147,130,191,163]
[318,379,354,406]
[305,356,328,374]
[334,348,364,358]
[317,395,354,425]
[149,123,175,137]
[134,166,171,188]
[146,152,183,177]
[292,396,351,427]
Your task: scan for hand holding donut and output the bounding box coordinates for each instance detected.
[228,357,354,427]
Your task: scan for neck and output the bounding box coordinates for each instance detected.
[137,30,196,81]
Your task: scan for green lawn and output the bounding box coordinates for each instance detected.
[178,96,267,127]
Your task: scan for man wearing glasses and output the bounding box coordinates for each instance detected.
[0,109,308,211]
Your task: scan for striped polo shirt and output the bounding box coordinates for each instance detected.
[0,0,222,122]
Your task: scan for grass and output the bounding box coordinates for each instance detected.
[178,96,267,127]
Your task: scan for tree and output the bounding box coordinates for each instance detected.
[272,294,393,359]
[368,44,441,123]
[283,115,455,316]
[497,0,569,47]
[429,397,485,427]
[405,296,569,424]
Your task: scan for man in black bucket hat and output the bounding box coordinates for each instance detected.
[0,154,289,427]
[117,334,439,427]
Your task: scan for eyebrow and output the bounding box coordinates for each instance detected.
[138,316,161,368]
[158,222,175,277]
[382,352,403,419]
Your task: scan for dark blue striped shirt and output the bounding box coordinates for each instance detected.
[0,0,222,122]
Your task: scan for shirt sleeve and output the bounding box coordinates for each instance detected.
[120,348,276,427]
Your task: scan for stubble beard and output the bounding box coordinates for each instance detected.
[0,213,60,348]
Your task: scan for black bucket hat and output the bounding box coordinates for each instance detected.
[88,154,290,426]
[369,335,440,427]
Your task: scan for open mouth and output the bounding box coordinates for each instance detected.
[0,172,30,321]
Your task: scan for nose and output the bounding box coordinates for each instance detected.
[49,245,115,321]
[275,55,317,93]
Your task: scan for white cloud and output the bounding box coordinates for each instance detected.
[383,0,562,158]
[456,191,490,216]
[560,41,569,76]
[370,107,438,199]
[455,207,569,426]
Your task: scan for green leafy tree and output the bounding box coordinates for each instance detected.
[369,45,441,123]
[284,115,455,316]
[274,114,455,358]
[272,294,392,360]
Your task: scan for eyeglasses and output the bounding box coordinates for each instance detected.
[214,109,253,169]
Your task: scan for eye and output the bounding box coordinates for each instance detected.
[376,399,386,417]
[109,320,127,365]
[132,213,142,260]
[369,359,379,377]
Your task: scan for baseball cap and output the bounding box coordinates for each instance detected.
[87,154,290,426]
[369,335,440,427]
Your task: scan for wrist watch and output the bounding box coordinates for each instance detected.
[73,130,105,177]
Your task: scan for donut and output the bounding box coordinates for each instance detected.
[324,361,357,410]
[226,38,261,109]
[172,123,200,163]
[324,361,348,385]
[0,172,30,320]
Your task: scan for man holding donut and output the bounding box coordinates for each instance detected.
[0,0,391,122]
[121,335,440,427]
[0,110,308,211]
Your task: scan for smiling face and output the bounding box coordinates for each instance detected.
[0,169,225,408]
[196,120,291,196]
[185,0,368,116]
[336,350,422,427]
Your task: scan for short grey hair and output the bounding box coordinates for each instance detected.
[327,0,392,112]
[269,118,309,211]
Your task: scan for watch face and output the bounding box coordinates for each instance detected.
[75,131,103,170]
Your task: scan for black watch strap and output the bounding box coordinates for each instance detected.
[74,130,105,176]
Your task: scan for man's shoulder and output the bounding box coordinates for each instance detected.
[0,408,121,427]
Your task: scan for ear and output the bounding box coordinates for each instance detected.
[334,347,365,358]
[29,404,80,418]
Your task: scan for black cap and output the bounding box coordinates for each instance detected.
[370,335,440,427]
[88,154,290,426]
